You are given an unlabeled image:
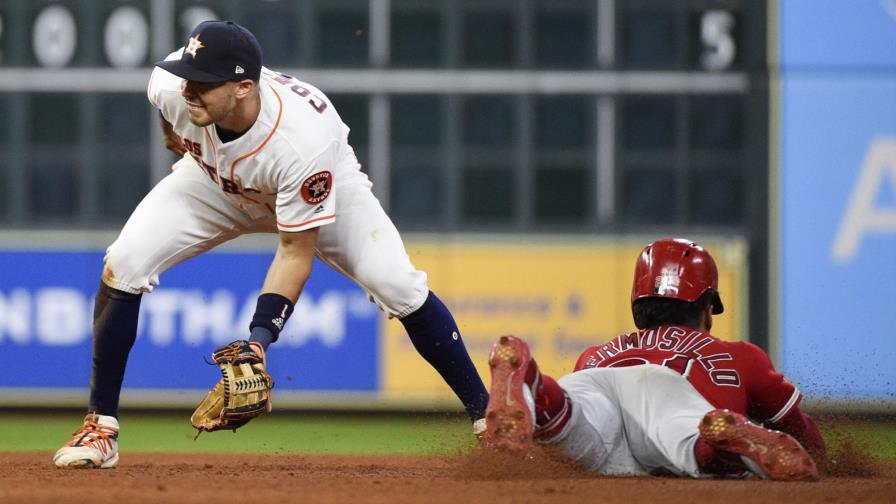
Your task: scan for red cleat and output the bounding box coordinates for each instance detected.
[699,409,818,481]
[484,335,537,454]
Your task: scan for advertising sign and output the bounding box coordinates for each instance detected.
[779,0,896,400]
[1,239,745,409]
[382,240,746,404]
[0,251,380,395]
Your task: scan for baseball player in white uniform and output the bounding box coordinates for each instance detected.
[54,20,489,468]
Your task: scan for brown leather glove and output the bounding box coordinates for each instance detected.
[191,340,273,438]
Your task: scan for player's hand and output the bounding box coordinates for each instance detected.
[191,340,273,437]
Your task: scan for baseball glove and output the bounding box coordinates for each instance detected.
[191,340,273,438]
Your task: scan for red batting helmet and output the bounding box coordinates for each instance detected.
[630,238,724,314]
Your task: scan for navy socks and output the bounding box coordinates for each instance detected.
[86,285,488,421]
[400,291,489,421]
[88,282,142,418]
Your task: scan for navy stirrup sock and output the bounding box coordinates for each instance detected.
[88,282,142,418]
[400,291,489,421]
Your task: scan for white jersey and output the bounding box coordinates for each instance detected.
[147,49,370,232]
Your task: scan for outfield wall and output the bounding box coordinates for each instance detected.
[776,0,896,404]
[0,233,745,410]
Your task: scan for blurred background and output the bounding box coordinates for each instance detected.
[0,0,893,414]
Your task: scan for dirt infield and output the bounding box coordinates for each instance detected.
[2,450,894,504]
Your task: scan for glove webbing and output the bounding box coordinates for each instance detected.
[222,364,272,396]
[233,374,270,393]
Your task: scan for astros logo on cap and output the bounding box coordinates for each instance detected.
[185,34,205,58]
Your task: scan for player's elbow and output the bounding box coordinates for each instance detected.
[277,228,319,258]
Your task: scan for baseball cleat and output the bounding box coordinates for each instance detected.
[699,409,818,481]
[53,413,120,469]
[472,417,488,441]
[484,335,537,454]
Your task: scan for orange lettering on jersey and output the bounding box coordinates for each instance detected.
[221,177,240,195]
[188,152,218,182]
[183,139,202,157]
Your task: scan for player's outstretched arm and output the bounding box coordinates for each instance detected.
[189,229,318,435]
[262,227,319,303]
[740,342,827,461]
[768,408,827,461]
[241,221,321,353]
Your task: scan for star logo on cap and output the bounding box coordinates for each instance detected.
[185,34,205,58]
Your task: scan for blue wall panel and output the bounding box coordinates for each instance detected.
[779,0,896,400]
[0,251,381,392]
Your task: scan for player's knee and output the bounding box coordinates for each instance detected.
[101,263,116,287]
[103,245,153,293]
[103,249,131,288]
[364,269,429,318]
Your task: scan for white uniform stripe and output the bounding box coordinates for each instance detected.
[536,400,570,434]
[767,387,801,424]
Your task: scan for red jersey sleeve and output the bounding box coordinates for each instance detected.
[738,342,802,423]
[574,345,602,372]
[767,409,826,459]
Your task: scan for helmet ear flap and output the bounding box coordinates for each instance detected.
[710,291,724,314]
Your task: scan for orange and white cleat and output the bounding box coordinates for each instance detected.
[53,413,120,469]
[699,409,818,481]
[484,335,537,454]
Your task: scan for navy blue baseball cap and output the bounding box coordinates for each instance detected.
[156,20,262,83]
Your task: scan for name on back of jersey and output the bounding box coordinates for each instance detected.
[585,326,742,387]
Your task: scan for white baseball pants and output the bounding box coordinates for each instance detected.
[103,155,429,318]
[545,364,714,477]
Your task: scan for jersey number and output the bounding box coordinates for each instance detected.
[664,354,741,387]
[662,354,694,378]
[604,355,693,378]
[269,71,327,114]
